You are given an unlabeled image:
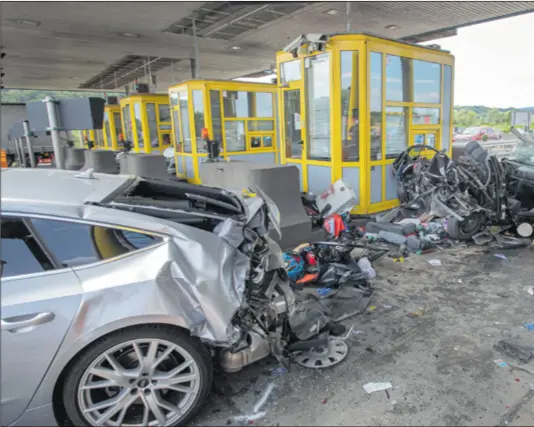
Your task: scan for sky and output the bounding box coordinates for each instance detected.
[423,12,534,109]
[237,12,534,109]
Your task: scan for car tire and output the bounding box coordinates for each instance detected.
[447,213,485,240]
[62,325,213,427]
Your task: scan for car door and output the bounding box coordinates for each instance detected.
[0,216,83,426]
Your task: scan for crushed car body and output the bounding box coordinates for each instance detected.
[392,137,534,241]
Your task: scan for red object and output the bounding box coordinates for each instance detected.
[515,378,520,382]
[306,251,317,266]
[296,273,319,285]
[324,213,346,238]
[322,398,328,404]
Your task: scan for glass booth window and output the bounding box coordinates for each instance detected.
[133,103,144,148]
[283,89,302,159]
[340,51,359,162]
[113,112,122,139]
[179,91,192,153]
[173,110,182,153]
[103,112,112,147]
[370,52,383,161]
[255,92,273,117]
[223,91,252,118]
[224,121,246,151]
[385,106,408,159]
[170,92,179,107]
[248,120,274,131]
[306,53,331,160]
[413,107,440,125]
[442,65,453,151]
[122,105,133,142]
[192,90,205,152]
[159,104,171,122]
[413,60,441,103]
[281,60,301,83]
[386,55,412,102]
[210,90,223,143]
[146,103,158,148]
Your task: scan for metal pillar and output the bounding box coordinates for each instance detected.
[15,138,26,167]
[346,2,352,32]
[192,15,199,78]
[22,120,36,168]
[43,97,65,169]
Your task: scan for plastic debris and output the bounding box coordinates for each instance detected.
[252,382,275,414]
[407,308,425,317]
[494,359,509,368]
[525,286,534,296]
[352,330,364,335]
[494,253,508,260]
[363,382,393,394]
[317,287,333,297]
[493,340,533,363]
[367,305,377,312]
[357,257,376,279]
[428,259,442,266]
[231,412,267,424]
[269,366,288,377]
[523,323,534,331]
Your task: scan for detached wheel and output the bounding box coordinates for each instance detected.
[447,212,485,240]
[63,326,212,426]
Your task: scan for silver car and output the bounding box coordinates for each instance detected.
[1,168,296,427]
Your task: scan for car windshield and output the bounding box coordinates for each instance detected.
[463,127,481,135]
[507,143,534,166]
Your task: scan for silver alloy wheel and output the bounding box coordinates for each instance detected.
[78,338,201,426]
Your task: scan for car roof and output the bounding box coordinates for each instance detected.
[1,168,132,209]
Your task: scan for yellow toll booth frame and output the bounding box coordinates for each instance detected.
[80,129,104,149]
[119,94,173,154]
[168,79,280,184]
[276,33,454,214]
[102,104,123,151]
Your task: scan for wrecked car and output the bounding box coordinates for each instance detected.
[0,168,347,427]
[392,141,534,240]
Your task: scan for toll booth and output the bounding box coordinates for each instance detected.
[277,33,454,213]
[119,94,173,154]
[102,103,123,151]
[80,129,104,149]
[168,80,279,184]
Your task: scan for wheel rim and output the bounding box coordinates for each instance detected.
[77,338,200,426]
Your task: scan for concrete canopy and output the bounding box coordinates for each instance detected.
[1,1,533,91]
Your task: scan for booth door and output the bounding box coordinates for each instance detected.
[283,88,304,190]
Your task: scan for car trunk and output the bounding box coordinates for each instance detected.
[99,177,247,233]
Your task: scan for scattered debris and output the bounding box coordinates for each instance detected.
[525,286,534,296]
[252,382,275,414]
[493,340,533,363]
[407,308,425,317]
[363,382,393,394]
[428,259,442,266]
[494,253,508,260]
[269,367,288,377]
[494,359,509,368]
[523,323,534,331]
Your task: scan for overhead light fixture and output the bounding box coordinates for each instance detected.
[120,32,140,38]
[16,19,41,27]
[229,46,241,50]
[385,25,400,30]
[324,9,341,16]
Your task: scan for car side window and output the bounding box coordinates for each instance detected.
[30,218,163,269]
[1,218,55,278]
